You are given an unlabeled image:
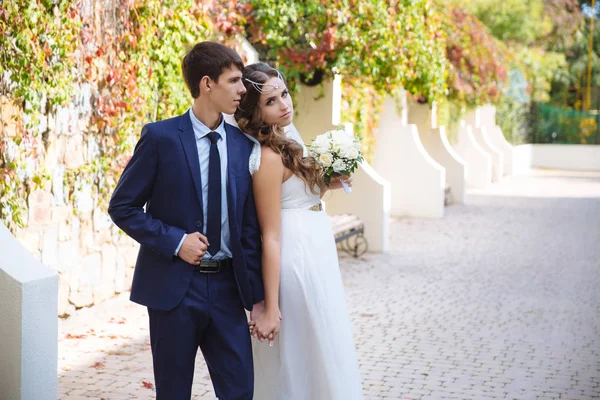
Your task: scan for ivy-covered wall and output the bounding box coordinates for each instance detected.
[0,0,247,315]
[0,0,506,315]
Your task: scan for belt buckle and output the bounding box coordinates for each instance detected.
[198,259,220,273]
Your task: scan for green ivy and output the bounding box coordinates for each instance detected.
[0,0,82,231]
[0,0,227,231]
[246,0,448,155]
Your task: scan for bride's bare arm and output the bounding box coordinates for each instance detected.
[251,146,284,343]
[320,175,353,198]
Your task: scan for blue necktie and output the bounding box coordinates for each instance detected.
[206,131,221,256]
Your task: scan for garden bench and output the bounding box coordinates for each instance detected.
[330,214,368,258]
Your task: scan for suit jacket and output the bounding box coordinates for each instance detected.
[108,112,264,311]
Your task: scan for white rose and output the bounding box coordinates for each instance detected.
[330,130,353,151]
[330,129,350,143]
[332,158,346,173]
[343,147,359,160]
[316,145,330,155]
[319,152,333,167]
[313,134,331,149]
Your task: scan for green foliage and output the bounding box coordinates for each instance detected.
[516,48,566,103]
[530,102,600,144]
[130,1,212,120]
[550,11,600,110]
[249,0,447,99]
[463,0,583,50]
[496,96,530,144]
[0,0,82,231]
[247,0,448,155]
[0,0,82,107]
[436,1,508,107]
[465,0,551,46]
[0,0,224,231]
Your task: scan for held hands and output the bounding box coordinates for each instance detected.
[249,301,283,346]
[178,232,209,265]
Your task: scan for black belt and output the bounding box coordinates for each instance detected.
[195,258,233,273]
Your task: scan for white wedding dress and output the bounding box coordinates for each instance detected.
[252,171,364,399]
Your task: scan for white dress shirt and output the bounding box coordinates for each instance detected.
[175,109,232,260]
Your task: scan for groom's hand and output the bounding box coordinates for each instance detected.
[179,232,209,265]
[249,301,265,327]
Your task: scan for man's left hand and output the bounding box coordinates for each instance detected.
[249,300,266,337]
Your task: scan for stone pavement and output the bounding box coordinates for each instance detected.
[58,169,600,400]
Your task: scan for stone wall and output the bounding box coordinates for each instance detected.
[3,92,139,317]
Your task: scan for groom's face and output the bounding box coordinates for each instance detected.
[209,67,246,115]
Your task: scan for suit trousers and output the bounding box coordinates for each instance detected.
[147,266,253,399]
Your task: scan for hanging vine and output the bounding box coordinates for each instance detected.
[0,0,237,232]
[0,0,82,231]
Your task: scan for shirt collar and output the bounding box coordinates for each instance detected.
[188,108,226,141]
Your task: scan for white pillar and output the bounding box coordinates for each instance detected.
[293,77,391,252]
[512,144,533,175]
[464,109,504,181]
[408,99,467,204]
[293,78,340,143]
[453,121,493,189]
[420,127,468,204]
[474,126,504,182]
[323,162,391,252]
[374,95,445,218]
[0,222,58,400]
[479,105,514,176]
[486,125,514,176]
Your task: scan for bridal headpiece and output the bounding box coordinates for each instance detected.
[244,68,285,94]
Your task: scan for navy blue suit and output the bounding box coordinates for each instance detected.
[108,112,263,399]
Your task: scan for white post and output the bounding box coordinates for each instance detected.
[293,77,391,252]
[373,95,446,218]
[293,79,340,143]
[421,127,468,204]
[322,162,391,252]
[479,105,514,176]
[453,121,493,189]
[487,125,514,176]
[465,108,504,181]
[0,222,58,400]
[409,99,467,204]
[512,144,533,175]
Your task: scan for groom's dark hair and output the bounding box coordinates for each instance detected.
[182,42,244,98]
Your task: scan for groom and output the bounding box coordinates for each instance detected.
[108,42,264,399]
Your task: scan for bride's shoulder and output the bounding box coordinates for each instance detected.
[256,146,283,171]
[253,146,284,179]
[259,145,281,161]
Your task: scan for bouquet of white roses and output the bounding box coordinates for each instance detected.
[308,129,364,194]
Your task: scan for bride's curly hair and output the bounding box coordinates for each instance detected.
[234,63,323,192]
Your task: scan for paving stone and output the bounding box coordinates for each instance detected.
[57,170,600,399]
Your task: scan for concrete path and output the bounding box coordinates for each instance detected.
[58,169,600,399]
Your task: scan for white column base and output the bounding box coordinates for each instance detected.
[453,123,492,189]
[0,222,58,400]
[476,126,504,182]
[323,162,391,253]
[420,127,468,204]
[487,125,514,176]
[373,122,446,218]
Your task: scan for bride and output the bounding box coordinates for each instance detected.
[234,63,363,399]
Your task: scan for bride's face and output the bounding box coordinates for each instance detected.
[258,77,294,127]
